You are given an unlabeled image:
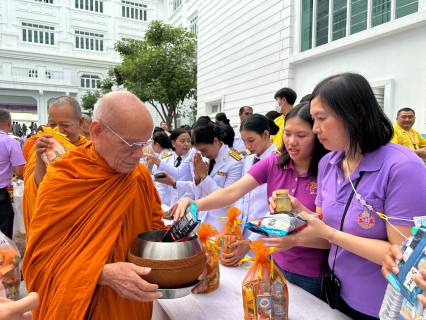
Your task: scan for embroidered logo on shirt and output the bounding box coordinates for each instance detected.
[358,209,375,229]
[306,180,317,195]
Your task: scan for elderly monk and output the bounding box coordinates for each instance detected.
[23,96,88,234]
[81,113,92,140]
[23,91,168,320]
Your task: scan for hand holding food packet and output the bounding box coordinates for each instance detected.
[0,232,21,300]
[196,223,220,294]
[241,240,288,320]
[246,189,322,237]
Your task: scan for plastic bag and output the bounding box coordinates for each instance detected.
[0,231,21,300]
[241,240,288,320]
[216,206,244,266]
[12,186,26,269]
[196,223,220,294]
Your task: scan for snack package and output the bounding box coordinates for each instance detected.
[0,231,21,300]
[245,212,322,237]
[216,206,244,266]
[241,240,288,320]
[41,135,68,165]
[387,221,426,305]
[196,223,220,294]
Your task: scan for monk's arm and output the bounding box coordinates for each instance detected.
[34,157,47,187]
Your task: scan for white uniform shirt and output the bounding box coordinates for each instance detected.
[242,144,279,239]
[152,148,172,188]
[158,148,196,181]
[192,143,244,230]
[232,123,246,153]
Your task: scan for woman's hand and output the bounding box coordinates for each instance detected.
[0,292,39,320]
[221,240,251,266]
[174,198,195,222]
[154,172,175,186]
[413,269,426,307]
[144,154,161,166]
[193,153,208,180]
[381,244,403,277]
[163,203,178,220]
[295,211,331,240]
[268,193,305,214]
[263,234,298,252]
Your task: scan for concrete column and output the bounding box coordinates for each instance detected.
[38,66,46,80]
[37,90,48,126]
[2,63,12,77]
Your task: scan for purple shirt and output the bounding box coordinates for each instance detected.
[248,153,328,278]
[0,130,26,188]
[316,143,426,317]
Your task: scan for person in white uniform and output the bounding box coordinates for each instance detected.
[190,121,244,229]
[232,106,253,155]
[151,131,172,183]
[156,128,192,207]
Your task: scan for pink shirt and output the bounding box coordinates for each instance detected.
[248,153,327,277]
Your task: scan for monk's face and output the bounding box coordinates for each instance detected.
[48,105,84,144]
[81,121,91,140]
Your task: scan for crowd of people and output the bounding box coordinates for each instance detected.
[1,72,426,319]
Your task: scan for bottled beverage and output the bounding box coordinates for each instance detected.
[161,202,200,242]
[379,227,418,320]
[271,282,286,320]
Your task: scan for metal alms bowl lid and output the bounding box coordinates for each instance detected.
[129,230,202,260]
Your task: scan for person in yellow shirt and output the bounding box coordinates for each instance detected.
[391,108,426,161]
[270,87,297,149]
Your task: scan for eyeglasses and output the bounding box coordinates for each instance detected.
[103,123,153,151]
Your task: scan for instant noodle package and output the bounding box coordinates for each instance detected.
[0,232,21,300]
[196,222,220,293]
[241,240,288,320]
[216,206,244,266]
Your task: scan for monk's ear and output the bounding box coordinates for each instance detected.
[78,116,85,129]
[90,121,102,143]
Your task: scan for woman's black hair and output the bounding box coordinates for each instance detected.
[221,124,235,148]
[277,103,329,177]
[265,110,281,121]
[240,113,279,137]
[152,131,172,149]
[169,128,189,151]
[215,112,230,125]
[191,121,229,146]
[153,126,165,134]
[311,72,393,158]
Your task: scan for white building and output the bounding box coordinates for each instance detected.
[2,0,426,132]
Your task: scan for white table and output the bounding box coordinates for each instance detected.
[156,264,351,320]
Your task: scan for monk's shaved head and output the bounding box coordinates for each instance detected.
[91,91,154,173]
[49,96,82,120]
[82,114,92,125]
[81,114,92,140]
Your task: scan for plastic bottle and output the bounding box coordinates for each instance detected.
[379,227,418,320]
[271,282,286,320]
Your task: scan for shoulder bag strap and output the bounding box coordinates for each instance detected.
[331,171,365,273]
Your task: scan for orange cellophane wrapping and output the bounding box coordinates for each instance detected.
[217,206,244,266]
[196,223,220,293]
[241,240,289,320]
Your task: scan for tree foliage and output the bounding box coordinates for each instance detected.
[81,21,197,128]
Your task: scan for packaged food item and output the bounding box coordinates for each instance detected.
[162,203,200,242]
[41,136,68,165]
[216,206,244,266]
[196,223,220,294]
[275,189,291,213]
[0,231,21,301]
[245,212,322,237]
[241,240,288,320]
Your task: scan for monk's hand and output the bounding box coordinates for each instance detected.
[35,134,52,158]
[0,292,40,320]
[144,154,160,166]
[154,172,174,186]
[174,198,194,222]
[99,262,162,301]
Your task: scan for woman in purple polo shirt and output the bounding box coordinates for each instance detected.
[175,103,330,298]
[270,73,426,319]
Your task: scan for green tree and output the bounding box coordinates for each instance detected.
[82,20,197,128]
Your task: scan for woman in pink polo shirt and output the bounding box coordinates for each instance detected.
[176,103,330,298]
[269,73,426,319]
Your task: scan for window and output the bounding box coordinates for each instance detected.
[122,1,147,21]
[22,23,55,45]
[332,0,347,41]
[372,0,391,27]
[75,0,104,13]
[35,0,53,3]
[372,87,385,109]
[206,99,222,115]
[189,15,198,35]
[80,74,101,89]
[75,30,104,51]
[46,71,51,79]
[301,0,313,52]
[316,0,329,46]
[396,0,418,19]
[173,0,182,12]
[28,70,38,78]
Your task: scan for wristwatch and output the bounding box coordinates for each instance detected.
[172,181,177,189]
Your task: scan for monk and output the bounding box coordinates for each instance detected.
[23,92,167,319]
[81,114,92,140]
[22,96,87,234]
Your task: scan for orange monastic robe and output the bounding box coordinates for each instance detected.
[23,135,38,162]
[22,127,88,235]
[23,143,167,320]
